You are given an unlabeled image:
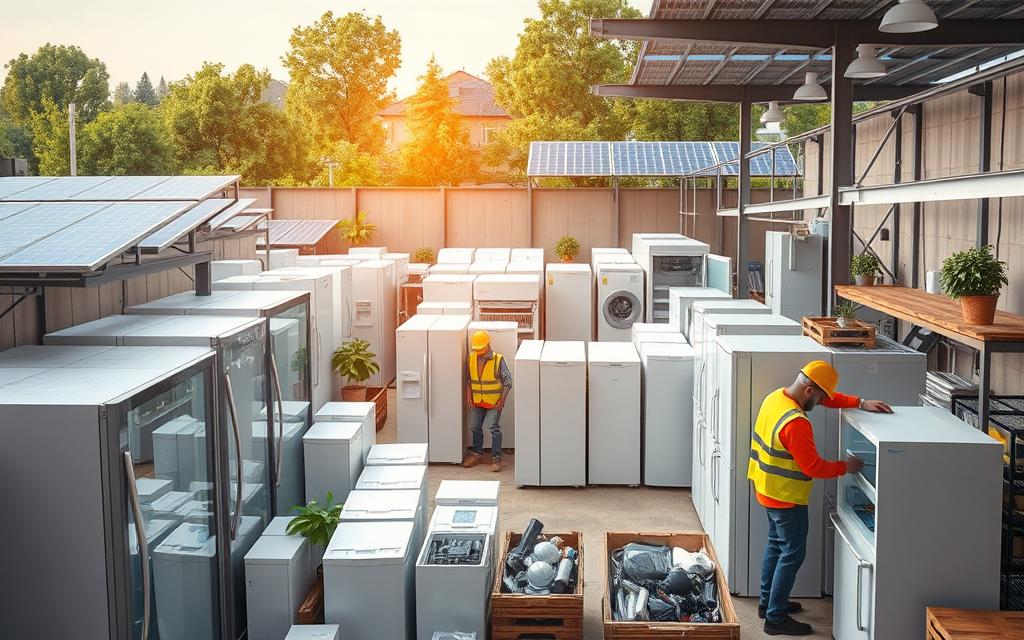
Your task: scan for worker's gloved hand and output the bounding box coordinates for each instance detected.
[846,454,865,474]
[861,399,893,413]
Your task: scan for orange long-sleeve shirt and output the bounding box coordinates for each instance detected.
[756,390,861,509]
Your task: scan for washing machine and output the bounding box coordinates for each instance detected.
[596,263,644,341]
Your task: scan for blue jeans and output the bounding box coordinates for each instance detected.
[759,505,809,623]
[470,406,502,459]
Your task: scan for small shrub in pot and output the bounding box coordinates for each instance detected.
[850,254,880,286]
[939,245,1008,325]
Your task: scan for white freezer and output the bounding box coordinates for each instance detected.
[437,248,475,264]
[466,321,518,450]
[472,274,540,302]
[545,264,592,342]
[211,259,262,280]
[666,287,731,343]
[468,261,508,274]
[417,301,447,315]
[351,259,397,387]
[630,322,680,344]
[423,274,476,306]
[415,530,491,640]
[633,332,686,345]
[302,421,362,505]
[435,480,500,507]
[244,534,313,640]
[513,340,543,486]
[268,249,298,269]
[638,341,696,487]
[539,341,586,486]
[764,231,824,321]
[354,464,429,538]
[366,443,428,467]
[587,342,641,485]
[339,488,424,555]
[313,402,376,465]
[396,314,440,446]
[428,263,471,274]
[348,247,387,258]
[285,625,340,640]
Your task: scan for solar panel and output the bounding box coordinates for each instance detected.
[259,219,301,244]
[259,220,338,247]
[4,176,114,200]
[221,214,264,231]
[710,142,800,176]
[70,176,173,200]
[0,177,56,199]
[138,198,233,253]
[207,198,258,229]
[0,201,194,271]
[0,202,41,222]
[0,203,108,258]
[0,176,241,202]
[132,175,239,200]
[527,142,612,176]
[611,141,718,176]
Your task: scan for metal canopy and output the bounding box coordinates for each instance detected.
[527,140,800,177]
[0,175,241,202]
[257,219,339,247]
[138,198,233,253]
[207,198,258,229]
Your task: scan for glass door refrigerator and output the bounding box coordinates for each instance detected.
[125,290,314,519]
[0,346,231,640]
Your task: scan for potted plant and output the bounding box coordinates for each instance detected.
[850,253,880,286]
[411,247,435,265]
[339,211,376,247]
[939,245,1008,325]
[554,235,580,263]
[288,493,343,624]
[833,301,858,328]
[290,348,308,398]
[331,338,387,428]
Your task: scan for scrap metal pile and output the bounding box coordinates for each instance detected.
[501,518,578,595]
[609,543,722,623]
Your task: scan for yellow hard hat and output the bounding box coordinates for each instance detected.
[471,330,490,351]
[801,360,839,398]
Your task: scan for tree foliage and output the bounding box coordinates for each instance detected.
[134,72,159,106]
[78,103,173,175]
[625,100,739,141]
[1,44,110,127]
[113,82,133,105]
[157,76,169,101]
[30,100,72,175]
[283,11,401,155]
[398,58,477,186]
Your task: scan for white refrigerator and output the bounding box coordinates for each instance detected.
[351,259,397,387]
[832,408,1001,639]
[466,320,518,449]
[764,230,825,321]
[539,341,586,486]
[637,341,696,487]
[395,314,470,463]
[666,287,731,343]
[710,334,830,597]
[513,340,544,487]
[587,342,641,485]
[270,264,354,345]
[544,264,592,341]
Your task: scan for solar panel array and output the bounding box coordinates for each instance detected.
[138,198,233,253]
[0,175,240,202]
[258,219,339,247]
[207,198,259,229]
[527,141,800,177]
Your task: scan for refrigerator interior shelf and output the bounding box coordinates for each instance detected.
[853,471,878,505]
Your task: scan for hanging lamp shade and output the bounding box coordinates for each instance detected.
[793,72,827,101]
[879,0,938,33]
[845,44,887,79]
[760,101,785,124]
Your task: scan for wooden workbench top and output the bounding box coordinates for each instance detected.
[926,607,1024,639]
[836,285,1024,343]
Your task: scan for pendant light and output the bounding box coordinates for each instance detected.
[879,0,938,33]
[760,101,785,124]
[845,45,887,79]
[793,72,827,101]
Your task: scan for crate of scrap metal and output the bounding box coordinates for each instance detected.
[603,532,739,639]
[491,520,583,640]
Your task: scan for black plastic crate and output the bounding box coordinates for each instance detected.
[1002,572,1024,611]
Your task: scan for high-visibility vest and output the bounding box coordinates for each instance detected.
[747,388,813,505]
[469,352,504,408]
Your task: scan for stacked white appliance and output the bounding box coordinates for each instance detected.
[633,331,686,346]
[764,230,825,321]
[339,489,425,559]
[587,342,641,485]
[418,301,471,315]
[688,298,770,350]
[595,263,644,342]
[631,234,731,323]
[708,334,830,597]
[366,443,429,467]
[476,248,511,261]
[302,421,363,505]
[423,274,476,308]
[211,259,262,280]
[473,274,541,343]
[429,263,471,274]
[469,261,508,274]
[244,534,314,640]
[545,264,592,341]
[437,248,475,264]
[832,408,1001,639]
[667,287,732,343]
[513,340,544,487]
[631,322,680,343]
[395,314,471,463]
[638,341,696,487]
[539,341,587,486]
[351,259,397,386]
[268,249,298,269]
[504,261,545,338]
[313,402,376,465]
[510,248,544,262]
[466,321,518,449]
[353,464,429,540]
[295,254,357,266]
[348,247,387,258]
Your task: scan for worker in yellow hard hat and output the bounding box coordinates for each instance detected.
[464,330,512,472]
[749,360,892,636]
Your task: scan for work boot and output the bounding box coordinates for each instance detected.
[463,453,482,468]
[490,457,502,472]
[758,602,803,619]
[763,615,813,636]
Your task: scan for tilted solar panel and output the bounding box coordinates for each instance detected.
[138,198,233,253]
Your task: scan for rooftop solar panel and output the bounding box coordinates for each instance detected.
[710,142,800,176]
[5,176,114,200]
[207,198,258,229]
[612,141,718,176]
[138,198,233,253]
[70,175,173,200]
[0,201,194,271]
[258,219,338,247]
[0,202,108,258]
[132,175,239,200]
[221,214,265,231]
[0,177,56,199]
[0,175,242,202]
[527,141,612,176]
[0,202,41,222]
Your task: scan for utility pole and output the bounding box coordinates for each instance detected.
[68,103,77,176]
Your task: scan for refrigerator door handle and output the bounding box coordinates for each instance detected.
[829,512,873,632]
[427,351,433,421]
[269,352,285,487]
[124,451,151,640]
[422,354,428,412]
[767,259,774,297]
[697,418,705,465]
[223,372,244,540]
[313,323,322,387]
[711,389,720,441]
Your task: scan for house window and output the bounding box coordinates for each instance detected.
[483,126,498,145]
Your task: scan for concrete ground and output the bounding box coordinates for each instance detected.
[378,390,834,639]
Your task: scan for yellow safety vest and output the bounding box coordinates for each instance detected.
[469,352,503,409]
[747,388,813,505]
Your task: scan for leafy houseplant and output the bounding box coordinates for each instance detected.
[833,301,857,328]
[411,247,435,265]
[331,338,381,401]
[287,492,343,549]
[939,245,1008,325]
[554,235,580,263]
[850,253,880,286]
[338,211,376,247]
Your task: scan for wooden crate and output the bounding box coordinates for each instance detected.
[802,316,876,348]
[603,532,740,640]
[926,606,1024,639]
[491,531,584,640]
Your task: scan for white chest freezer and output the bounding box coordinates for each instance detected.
[429,263,471,274]
[633,331,687,345]
[340,488,425,554]
[211,259,262,280]
[423,274,476,305]
[689,298,771,354]
[244,534,314,640]
[437,248,475,264]
[416,530,492,640]
[587,341,641,485]
[539,341,587,486]
[469,261,508,274]
[314,401,376,465]
[544,264,592,342]
[262,515,323,574]
[285,625,340,640]
[638,341,696,487]
[323,521,417,640]
[354,464,429,537]
[513,340,544,487]
[417,301,448,315]
[302,421,363,505]
[667,287,731,342]
[435,480,500,507]
[366,443,429,467]
[268,249,298,269]
[348,247,387,258]
[630,321,680,343]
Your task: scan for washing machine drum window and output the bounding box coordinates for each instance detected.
[603,290,642,329]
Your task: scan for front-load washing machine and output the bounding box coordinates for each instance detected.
[596,263,644,341]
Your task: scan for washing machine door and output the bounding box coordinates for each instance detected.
[603,289,642,329]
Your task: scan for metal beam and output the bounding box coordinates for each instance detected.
[829,36,856,312]
[892,111,903,288]
[896,47,991,85]
[743,194,832,215]
[863,48,949,85]
[590,18,1024,49]
[972,81,993,247]
[911,105,923,289]
[839,167,1024,206]
[593,83,931,102]
[737,93,752,299]
[705,47,738,85]
[0,251,216,289]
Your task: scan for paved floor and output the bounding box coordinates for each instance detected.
[378,390,833,639]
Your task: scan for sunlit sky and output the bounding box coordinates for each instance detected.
[1,0,650,100]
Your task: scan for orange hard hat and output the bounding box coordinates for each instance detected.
[801,360,839,398]
[471,330,490,351]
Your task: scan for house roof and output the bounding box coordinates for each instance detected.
[379,71,510,118]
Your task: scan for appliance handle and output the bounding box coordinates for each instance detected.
[223,372,244,540]
[123,452,151,640]
[269,351,285,487]
[767,259,774,297]
[711,389,720,440]
[829,512,873,632]
[696,360,706,414]
[313,324,322,388]
[427,351,433,420]
[697,418,704,465]
[422,354,428,411]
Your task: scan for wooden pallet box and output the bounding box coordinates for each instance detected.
[491,530,584,640]
[603,532,740,640]
[802,316,876,348]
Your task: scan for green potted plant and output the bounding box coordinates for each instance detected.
[339,211,376,247]
[850,253,881,286]
[554,235,580,263]
[331,338,387,429]
[833,301,857,328]
[288,493,343,624]
[411,247,435,265]
[939,245,1008,325]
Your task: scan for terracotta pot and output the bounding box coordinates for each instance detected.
[560,254,573,263]
[960,294,999,325]
[837,317,853,328]
[366,385,388,431]
[341,385,366,401]
[854,274,875,286]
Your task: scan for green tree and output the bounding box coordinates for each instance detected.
[313,140,392,187]
[0,108,32,160]
[134,72,159,106]
[398,58,477,186]
[78,103,173,175]
[625,100,738,141]
[113,82,133,105]
[157,76,169,101]
[30,99,73,175]
[783,104,831,138]
[1,44,110,127]
[282,11,401,155]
